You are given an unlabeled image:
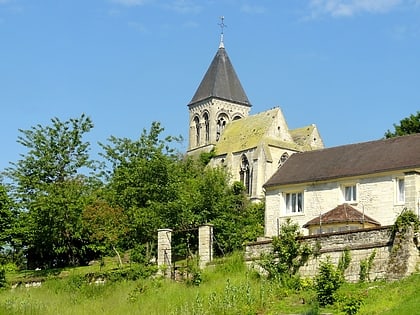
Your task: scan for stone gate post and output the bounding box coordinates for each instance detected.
[199,224,213,268]
[157,228,172,277]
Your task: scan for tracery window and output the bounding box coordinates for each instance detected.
[216,114,228,141]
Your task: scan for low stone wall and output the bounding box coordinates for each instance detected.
[245,226,419,282]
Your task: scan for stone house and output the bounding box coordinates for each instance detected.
[264,133,420,236]
[187,38,323,201]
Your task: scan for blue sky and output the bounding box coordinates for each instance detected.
[0,0,419,172]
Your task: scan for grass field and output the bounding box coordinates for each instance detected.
[0,252,418,315]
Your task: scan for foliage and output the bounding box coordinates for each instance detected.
[359,250,376,282]
[340,294,364,315]
[315,256,344,307]
[198,148,216,166]
[259,218,313,282]
[0,185,13,247]
[0,253,419,314]
[338,247,351,275]
[5,114,99,267]
[385,111,420,138]
[82,200,128,266]
[392,209,420,235]
[0,266,7,289]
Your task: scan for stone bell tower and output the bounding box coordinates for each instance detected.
[187,20,251,156]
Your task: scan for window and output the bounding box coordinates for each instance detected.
[193,116,200,146]
[278,152,289,167]
[344,185,357,202]
[285,192,303,213]
[396,178,405,203]
[216,114,228,141]
[203,113,209,143]
[239,155,251,195]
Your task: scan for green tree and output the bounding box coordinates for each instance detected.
[82,200,128,267]
[100,122,182,248]
[5,114,99,267]
[385,111,420,138]
[0,184,13,248]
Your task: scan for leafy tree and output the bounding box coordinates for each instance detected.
[82,200,128,267]
[100,122,263,258]
[100,122,182,248]
[0,184,13,248]
[5,114,99,267]
[385,111,420,138]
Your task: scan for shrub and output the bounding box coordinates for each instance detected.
[315,257,343,306]
[259,218,313,284]
[0,266,7,289]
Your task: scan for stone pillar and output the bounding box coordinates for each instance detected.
[198,224,213,268]
[157,228,172,277]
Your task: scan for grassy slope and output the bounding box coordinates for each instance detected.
[0,254,418,315]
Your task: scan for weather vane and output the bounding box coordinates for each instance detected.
[218,16,227,48]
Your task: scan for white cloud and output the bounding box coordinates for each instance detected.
[309,0,403,17]
[110,0,150,7]
[164,0,203,14]
[241,4,266,14]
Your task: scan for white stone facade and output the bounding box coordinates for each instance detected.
[265,171,420,237]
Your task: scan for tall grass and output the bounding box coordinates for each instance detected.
[0,252,418,315]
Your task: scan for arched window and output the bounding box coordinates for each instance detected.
[194,116,200,146]
[216,114,228,141]
[203,112,210,143]
[240,155,251,195]
[278,152,289,167]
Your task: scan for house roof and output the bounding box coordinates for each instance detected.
[303,204,381,228]
[214,108,301,155]
[188,46,251,107]
[264,133,420,188]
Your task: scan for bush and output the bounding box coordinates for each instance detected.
[0,266,7,289]
[315,257,343,306]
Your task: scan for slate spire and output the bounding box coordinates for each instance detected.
[188,43,251,107]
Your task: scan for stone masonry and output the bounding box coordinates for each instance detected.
[245,226,420,282]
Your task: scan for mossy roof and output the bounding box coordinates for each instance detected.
[215,108,302,155]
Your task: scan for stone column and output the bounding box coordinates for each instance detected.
[198,224,213,268]
[157,228,172,277]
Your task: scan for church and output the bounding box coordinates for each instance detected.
[186,33,324,201]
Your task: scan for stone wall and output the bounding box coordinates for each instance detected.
[245,226,419,282]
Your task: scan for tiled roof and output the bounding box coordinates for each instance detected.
[188,46,251,106]
[264,133,420,188]
[303,204,381,227]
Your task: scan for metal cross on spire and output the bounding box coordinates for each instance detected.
[218,16,227,48]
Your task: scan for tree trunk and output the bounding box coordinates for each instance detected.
[112,245,123,268]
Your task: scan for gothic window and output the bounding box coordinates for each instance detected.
[239,154,251,195]
[216,114,228,141]
[232,115,242,121]
[203,112,210,143]
[194,116,200,146]
[278,152,289,167]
